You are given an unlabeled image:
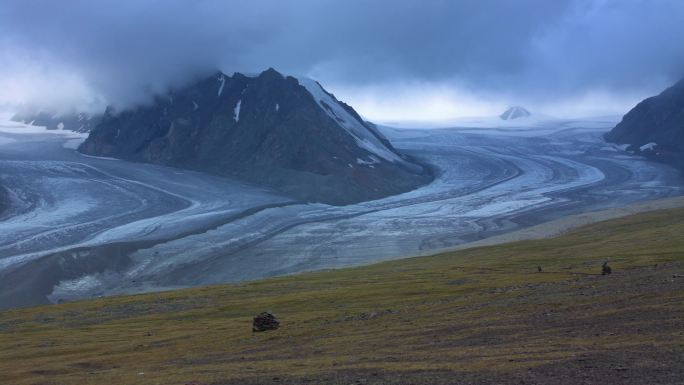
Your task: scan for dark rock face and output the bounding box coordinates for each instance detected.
[11,108,100,133]
[252,311,279,332]
[500,106,531,120]
[605,78,684,171]
[78,68,432,204]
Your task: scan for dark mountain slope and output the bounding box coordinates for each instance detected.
[605,78,684,170]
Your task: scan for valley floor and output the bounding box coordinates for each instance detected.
[0,116,683,308]
[1,207,683,384]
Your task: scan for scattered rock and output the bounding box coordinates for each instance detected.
[253,311,280,332]
[343,309,398,322]
[537,265,543,272]
[602,262,612,276]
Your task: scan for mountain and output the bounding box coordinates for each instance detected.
[79,68,432,204]
[500,106,531,120]
[11,108,100,133]
[605,78,684,170]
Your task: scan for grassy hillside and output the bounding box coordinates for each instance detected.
[1,208,683,384]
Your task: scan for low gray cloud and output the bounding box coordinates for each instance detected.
[1,0,683,117]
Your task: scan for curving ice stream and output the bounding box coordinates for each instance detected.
[0,116,682,308]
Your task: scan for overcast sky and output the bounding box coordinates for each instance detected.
[1,0,683,120]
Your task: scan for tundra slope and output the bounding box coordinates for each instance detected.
[1,207,683,385]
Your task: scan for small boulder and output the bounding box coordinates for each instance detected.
[253,311,279,332]
[602,262,612,276]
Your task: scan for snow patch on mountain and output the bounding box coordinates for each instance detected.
[296,77,403,164]
[234,100,241,122]
[356,156,380,165]
[640,142,657,151]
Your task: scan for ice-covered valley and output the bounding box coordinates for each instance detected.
[0,116,682,308]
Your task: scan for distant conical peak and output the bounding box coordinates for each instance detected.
[500,106,531,120]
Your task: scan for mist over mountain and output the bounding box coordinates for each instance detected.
[11,107,100,133]
[2,0,684,119]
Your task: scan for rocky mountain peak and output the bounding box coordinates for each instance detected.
[78,69,432,204]
[605,77,684,171]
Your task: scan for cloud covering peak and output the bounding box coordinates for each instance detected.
[1,0,683,119]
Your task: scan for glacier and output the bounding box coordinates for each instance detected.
[0,116,682,308]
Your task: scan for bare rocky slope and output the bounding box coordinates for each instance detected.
[78,68,432,204]
[605,78,684,170]
[2,207,683,384]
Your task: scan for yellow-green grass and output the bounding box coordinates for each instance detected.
[1,208,684,384]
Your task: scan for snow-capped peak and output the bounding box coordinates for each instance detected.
[296,77,403,163]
